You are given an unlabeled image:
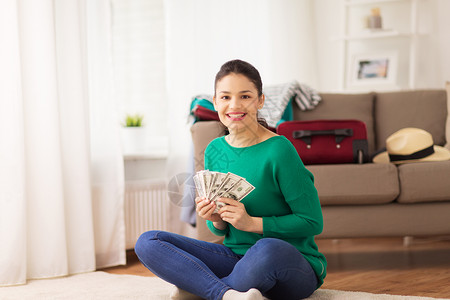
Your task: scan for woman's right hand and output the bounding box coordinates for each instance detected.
[195,197,223,223]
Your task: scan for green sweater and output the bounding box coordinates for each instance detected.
[205,135,327,287]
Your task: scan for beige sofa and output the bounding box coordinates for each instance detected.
[190,90,450,242]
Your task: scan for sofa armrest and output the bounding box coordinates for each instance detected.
[190,121,226,243]
[190,121,227,172]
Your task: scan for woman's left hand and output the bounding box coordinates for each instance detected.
[218,198,262,233]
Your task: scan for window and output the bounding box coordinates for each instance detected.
[111,0,167,139]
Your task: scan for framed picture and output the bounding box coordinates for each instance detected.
[347,52,398,89]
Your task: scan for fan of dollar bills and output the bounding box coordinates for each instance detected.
[193,170,255,213]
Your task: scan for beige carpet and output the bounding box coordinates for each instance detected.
[0,271,446,300]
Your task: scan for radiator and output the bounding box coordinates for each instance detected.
[124,179,169,249]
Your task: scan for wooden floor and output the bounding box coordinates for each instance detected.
[102,236,450,299]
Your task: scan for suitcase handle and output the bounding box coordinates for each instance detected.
[292,128,354,145]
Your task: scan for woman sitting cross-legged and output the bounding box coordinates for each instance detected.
[135,59,327,300]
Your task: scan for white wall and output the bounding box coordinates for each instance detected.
[313,0,342,92]
[313,0,450,92]
[435,0,450,83]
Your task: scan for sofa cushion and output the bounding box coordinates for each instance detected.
[375,90,447,152]
[319,202,450,239]
[306,163,399,206]
[293,93,376,155]
[396,160,450,204]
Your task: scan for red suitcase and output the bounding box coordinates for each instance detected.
[191,104,220,122]
[277,120,369,165]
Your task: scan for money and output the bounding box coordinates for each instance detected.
[208,172,228,199]
[193,170,255,213]
[209,173,242,202]
[220,179,255,201]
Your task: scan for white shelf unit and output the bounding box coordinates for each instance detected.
[338,0,422,91]
[334,30,411,41]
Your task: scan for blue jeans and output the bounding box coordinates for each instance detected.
[135,230,318,300]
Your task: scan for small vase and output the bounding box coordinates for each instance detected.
[368,15,382,29]
[120,126,148,155]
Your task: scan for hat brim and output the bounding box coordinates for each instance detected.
[372,145,450,164]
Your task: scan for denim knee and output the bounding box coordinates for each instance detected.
[253,238,296,254]
[134,230,161,258]
[250,238,302,266]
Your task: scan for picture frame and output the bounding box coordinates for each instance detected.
[347,52,398,89]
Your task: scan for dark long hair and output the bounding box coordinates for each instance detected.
[214,59,268,128]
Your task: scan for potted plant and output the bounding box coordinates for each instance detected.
[120,114,147,155]
[124,114,144,127]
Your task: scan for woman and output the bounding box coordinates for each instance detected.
[135,59,326,300]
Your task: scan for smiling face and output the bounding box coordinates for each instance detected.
[213,73,264,133]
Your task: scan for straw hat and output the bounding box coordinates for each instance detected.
[372,128,450,164]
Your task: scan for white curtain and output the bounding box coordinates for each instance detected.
[0,0,124,286]
[86,0,126,269]
[164,0,317,235]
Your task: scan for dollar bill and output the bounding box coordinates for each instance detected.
[209,173,243,213]
[194,170,255,214]
[207,172,227,200]
[220,179,255,201]
[203,170,213,198]
[197,170,208,198]
[193,174,205,198]
[209,172,242,203]
[213,178,255,213]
